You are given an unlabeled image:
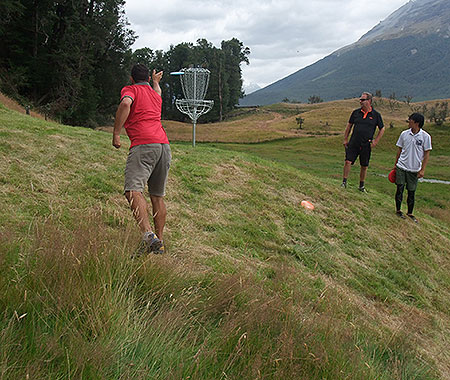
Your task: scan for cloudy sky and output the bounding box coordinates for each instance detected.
[124,0,409,93]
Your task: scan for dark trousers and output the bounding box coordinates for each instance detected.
[395,184,415,214]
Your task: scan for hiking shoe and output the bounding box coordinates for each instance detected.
[144,232,164,254]
[152,241,165,255]
[407,214,418,223]
[131,232,164,258]
[358,186,367,193]
[396,211,406,219]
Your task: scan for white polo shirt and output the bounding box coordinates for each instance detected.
[396,128,432,172]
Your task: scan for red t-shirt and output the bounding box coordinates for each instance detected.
[121,83,169,148]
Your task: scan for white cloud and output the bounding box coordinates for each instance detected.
[125,0,409,88]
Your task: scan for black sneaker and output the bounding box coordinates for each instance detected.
[341,182,347,188]
[396,211,406,219]
[358,186,367,193]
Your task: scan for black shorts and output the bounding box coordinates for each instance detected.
[345,143,371,166]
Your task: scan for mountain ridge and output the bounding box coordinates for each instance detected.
[358,0,450,43]
[241,0,450,105]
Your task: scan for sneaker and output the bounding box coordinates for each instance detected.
[131,232,164,258]
[341,182,347,188]
[144,232,164,254]
[396,210,406,219]
[407,214,418,223]
[358,186,367,193]
[152,241,165,255]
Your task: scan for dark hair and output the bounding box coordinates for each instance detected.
[131,64,149,82]
[409,112,424,128]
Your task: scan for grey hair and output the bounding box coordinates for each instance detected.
[362,92,373,100]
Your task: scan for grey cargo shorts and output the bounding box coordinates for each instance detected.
[124,143,171,197]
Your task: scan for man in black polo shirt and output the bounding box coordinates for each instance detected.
[341,92,385,192]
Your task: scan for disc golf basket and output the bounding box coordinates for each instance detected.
[172,68,214,147]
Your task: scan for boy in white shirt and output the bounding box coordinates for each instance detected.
[393,113,432,223]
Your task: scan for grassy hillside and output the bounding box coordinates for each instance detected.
[1,103,450,379]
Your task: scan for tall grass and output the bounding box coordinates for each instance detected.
[1,213,439,379]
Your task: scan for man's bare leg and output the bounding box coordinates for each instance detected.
[150,195,166,240]
[125,191,152,233]
[343,160,352,180]
[359,166,368,182]
[342,160,352,187]
[126,191,164,255]
[359,166,368,191]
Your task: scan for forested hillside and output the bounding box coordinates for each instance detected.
[0,0,135,127]
[0,1,249,127]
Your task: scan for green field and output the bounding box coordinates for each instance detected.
[1,101,449,379]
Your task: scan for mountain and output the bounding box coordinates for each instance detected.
[240,0,450,106]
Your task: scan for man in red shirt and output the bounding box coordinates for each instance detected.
[112,64,171,255]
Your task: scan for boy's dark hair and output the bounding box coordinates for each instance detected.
[409,112,425,128]
[131,64,149,82]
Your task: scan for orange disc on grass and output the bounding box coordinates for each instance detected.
[301,200,315,210]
